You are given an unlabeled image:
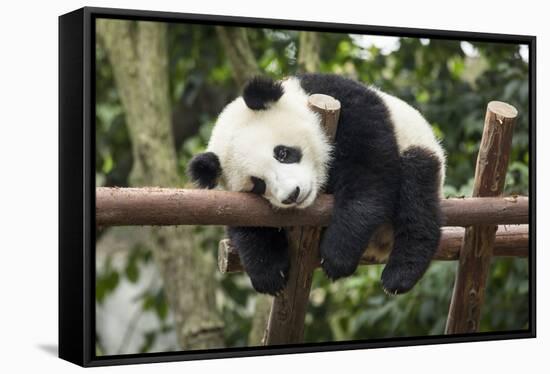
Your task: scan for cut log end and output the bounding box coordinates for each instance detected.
[308,93,341,112]
[217,239,243,274]
[488,101,518,119]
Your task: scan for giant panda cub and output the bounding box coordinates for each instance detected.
[189,74,445,296]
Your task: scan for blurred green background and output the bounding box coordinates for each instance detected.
[95,20,529,355]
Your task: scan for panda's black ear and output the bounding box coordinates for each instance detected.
[243,76,284,110]
[187,152,221,189]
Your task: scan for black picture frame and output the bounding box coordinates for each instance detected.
[59,6,536,367]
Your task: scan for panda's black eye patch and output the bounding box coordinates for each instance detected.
[250,176,266,195]
[274,145,302,164]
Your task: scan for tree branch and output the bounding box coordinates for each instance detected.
[218,225,529,273]
[96,188,528,228]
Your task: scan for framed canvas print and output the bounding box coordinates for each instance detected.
[59,6,536,367]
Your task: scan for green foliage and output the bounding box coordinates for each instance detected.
[304,258,529,342]
[95,241,176,354]
[96,256,120,304]
[96,24,530,351]
[304,263,455,341]
[481,258,529,331]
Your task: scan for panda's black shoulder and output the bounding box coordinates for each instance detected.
[295,73,377,101]
[295,73,399,191]
[295,73,391,133]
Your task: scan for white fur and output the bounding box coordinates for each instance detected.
[207,77,446,208]
[207,77,332,209]
[374,89,446,192]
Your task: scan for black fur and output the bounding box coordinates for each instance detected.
[274,145,302,164]
[243,76,284,110]
[227,227,290,295]
[250,176,266,195]
[299,74,402,280]
[381,146,442,294]
[187,152,221,189]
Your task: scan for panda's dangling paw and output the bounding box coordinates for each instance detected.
[319,229,361,280]
[227,226,290,295]
[247,262,289,296]
[380,261,422,295]
[321,257,358,281]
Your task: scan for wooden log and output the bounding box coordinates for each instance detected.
[263,94,341,345]
[262,227,323,344]
[96,188,529,228]
[217,225,529,273]
[307,93,341,139]
[445,101,518,334]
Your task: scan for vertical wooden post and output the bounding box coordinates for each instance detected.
[445,101,518,334]
[264,94,340,345]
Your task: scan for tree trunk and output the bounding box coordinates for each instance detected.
[215,26,261,87]
[97,19,224,350]
[298,32,321,73]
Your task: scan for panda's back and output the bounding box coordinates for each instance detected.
[297,73,445,187]
[374,89,445,164]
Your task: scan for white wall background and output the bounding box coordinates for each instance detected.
[0,0,546,372]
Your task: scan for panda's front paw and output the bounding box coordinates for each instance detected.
[381,261,422,295]
[319,231,361,280]
[248,266,289,296]
[241,242,290,295]
[229,227,290,295]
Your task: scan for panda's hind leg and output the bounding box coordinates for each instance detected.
[381,146,443,295]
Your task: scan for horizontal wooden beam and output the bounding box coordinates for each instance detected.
[217,225,529,273]
[96,187,528,228]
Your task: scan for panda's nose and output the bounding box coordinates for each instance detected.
[282,187,300,205]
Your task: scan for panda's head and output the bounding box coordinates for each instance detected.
[188,76,332,209]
